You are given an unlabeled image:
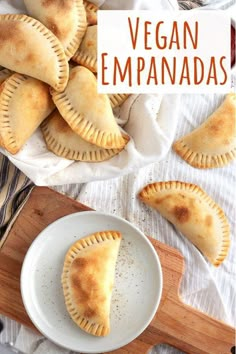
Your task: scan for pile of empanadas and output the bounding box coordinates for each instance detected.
[0,0,130,161]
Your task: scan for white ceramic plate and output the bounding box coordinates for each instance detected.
[21,211,162,353]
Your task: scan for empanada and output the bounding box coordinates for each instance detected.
[83,0,97,25]
[0,69,12,86]
[0,73,54,154]
[61,231,122,336]
[139,181,230,266]
[41,110,129,161]
[173,94,236,168]
[109,94,130,108]
[24,0,87,59]
[72,25,97,72]
[51,66,127,149]
[0,14,68,92]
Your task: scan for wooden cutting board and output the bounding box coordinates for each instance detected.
[0,187,234,354]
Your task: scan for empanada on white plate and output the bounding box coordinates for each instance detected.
[24,0,87,59]
[61,231,122,336]
[72,25,97,72]
[83,0,97,25]
[41,110,129,161]
[0,14,68,92]
[109,94,130,108]
[173,94,236,169]
[0,73,54,154]
[0,69,12,86]
[51,66,127,149]
[139,181,230,266]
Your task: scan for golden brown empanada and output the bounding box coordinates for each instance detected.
[51,66,127,149]
[24,0,87,59]
[139,181,230,266]
[0,73,54,154]
[41,110,129,161]
[0,69,12,87]
[83,0,98,25]
[109,94,130,108]
[0,14,68,92]
[173,94,236,169]
[61,231,122,336]
[72,25,97,72]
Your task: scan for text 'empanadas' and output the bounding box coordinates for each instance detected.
[41,110,129,161]
[139,181,230,266]
[72,25,97,72]
[173,94,236,169]
[62,231,122,336]
[0,73,54,154]
[0,14,68,92]
[24,0,87,59]
[51,66,128,149]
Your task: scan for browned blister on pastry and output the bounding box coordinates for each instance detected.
[173,94,236,169]
[0,73,54,154]
[72,25,97,72]
[139,181,230,266]
[51,66,128,149]
[41,110,129,161]
[61,231,122,336]
[83,0,98,25]
[0,14,68,92]
[24,0,87,59]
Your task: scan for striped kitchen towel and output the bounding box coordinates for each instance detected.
[0,154,33,242]
[178,0,204,9]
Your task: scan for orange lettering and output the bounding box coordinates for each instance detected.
[101,53,109,85]
[113,57,132,86]
[184,21,198,49]
[147,57,158,85]
[179,57,190,85]
[206,57,217,85]
[128,17,140,50]
[194,57,204,84]
[137,57,145,85]
[144,21,152,50]
[155,21,166,49]
[161,57,176,84]
[219,56,227,85]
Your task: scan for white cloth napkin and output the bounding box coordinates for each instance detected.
[0,0,180,186]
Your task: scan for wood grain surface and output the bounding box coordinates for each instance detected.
[0,187,234,354]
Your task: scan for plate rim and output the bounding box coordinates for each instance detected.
[20,211,163,353]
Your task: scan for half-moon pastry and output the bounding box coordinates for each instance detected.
[51,66,127,149]
[0,14,68,92]
[109,94,130,108]
[24,0,87,59]
[41,110,129,161]
[173,94,236,169]
[72,25,97,72]
[61,231,122,336]
[139,181,230,266]
[0,69,12,86]
[83,0,98,25]
[0,73,54,154]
